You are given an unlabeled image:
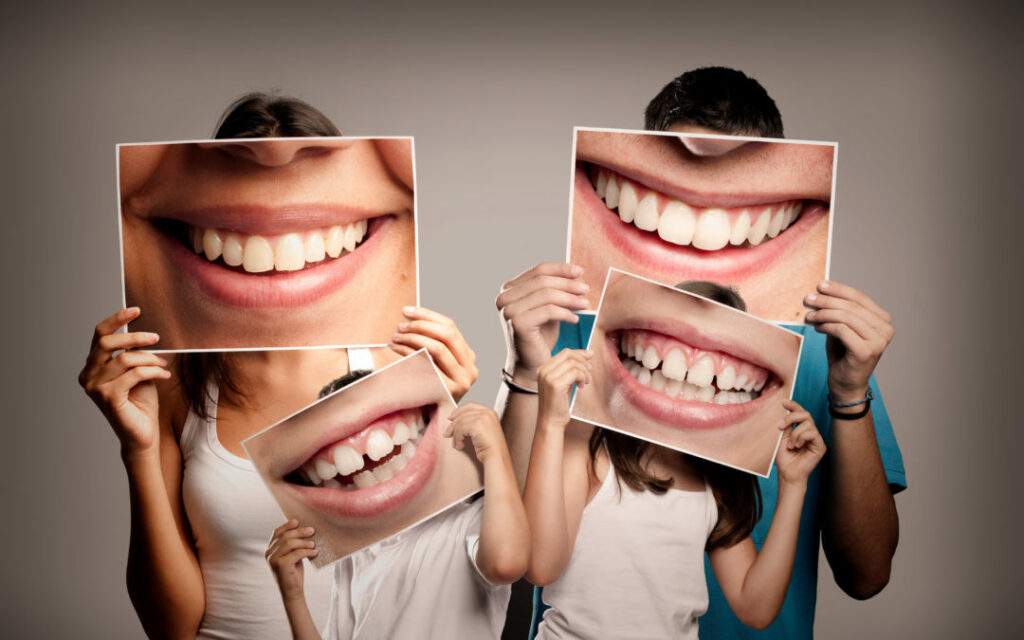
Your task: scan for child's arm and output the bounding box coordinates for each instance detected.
[446,403,530,584]
[709,399,827,629]
[522,349,595,586]
[266,520,322,640]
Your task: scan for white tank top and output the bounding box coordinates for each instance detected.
[180,385,334,639]
[537,462,719,640]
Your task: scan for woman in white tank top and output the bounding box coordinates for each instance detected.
[79,305,478,638]
[523,349,828,639]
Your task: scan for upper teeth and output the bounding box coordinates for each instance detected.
[299,412,426,490]
[190,220,369,273]
[619,330,768,404]
[593,169,802,250]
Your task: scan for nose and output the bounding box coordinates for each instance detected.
[206,140,340,167]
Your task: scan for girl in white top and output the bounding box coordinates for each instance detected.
[79,303,478,638]
[267,404,530,640]
[524,346,827,639]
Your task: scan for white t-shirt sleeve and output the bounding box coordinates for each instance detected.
[462,500,506,589]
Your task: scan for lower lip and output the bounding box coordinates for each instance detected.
[576,168,826,282]
[605,333,777,430]
[163,216,391,308]
[286,408,440,518]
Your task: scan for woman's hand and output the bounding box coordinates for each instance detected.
[803,280,895,402]
[496,263,590,385]
[445,403,507,464]
[775,399,827,487]
[266,520,318,603]
[537,349,593,428]
[78,307,170,460]
[390,307,478,401]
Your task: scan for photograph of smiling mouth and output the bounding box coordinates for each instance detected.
[282,404,439,518]
[585,165,826,251]
[608,327,782,425]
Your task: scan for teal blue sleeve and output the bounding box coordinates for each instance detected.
[551,313,596,355]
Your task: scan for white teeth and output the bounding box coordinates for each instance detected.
[274,233,306,271]
[619,334,630,355]
[767,208,786,238]
[657,201,696,245]
[692,209,731,251]
[661,348,688,382]
[650,370,667,391]
[392,422,412,446]
[365,429,393,462]
[373,464,394,482]
[734,391,754,403]
[717,366,737,391]
[302,464,322,486]
[686,356,715,387]
[342,224,359,252]
[696,385,715,402]
[618,182,639,224]
[304,231,327,263]
[595,171,608,198]
[326,226,344,258]
[680,382,699,401]
[730,211,751,246]
[734,373,749,391]
[754,378,766,392]
[314,458,338,481]
[664,379,682,398]
[222,233,244,266]
[202,229,223,260]
[191,228,204,253]
[242,236,274,273]
[633,194,659,231]
[641,345,661,370]
[636,367,652,386]
[353,471,377,488]
[332,445,364,477]
[748,209,770,246]
[633,343,644,361]
[605,175,621,210]
[401,441,417,460]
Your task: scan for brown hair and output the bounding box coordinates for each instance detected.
[588,280,762,551]
[177,93,340,419]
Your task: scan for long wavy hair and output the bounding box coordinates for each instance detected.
[176,93,340,419]
[588,280,763,551]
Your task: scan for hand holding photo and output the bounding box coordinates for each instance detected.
[243,349,483,566]
[118,137,418,351]
[567,127,836,323]
[569,269,803,476]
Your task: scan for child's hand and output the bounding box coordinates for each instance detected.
[775,399,827,487]
[537,349,593,427]
[266,520,318,602]
[445,403,506,464]
[390,306,478,401]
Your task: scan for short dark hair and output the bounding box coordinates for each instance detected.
[644,66,783,137]
[674,280,747,312]
[214,92,340,138]
[318,369,373,399]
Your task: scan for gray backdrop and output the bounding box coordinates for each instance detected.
[2,1,1020,638]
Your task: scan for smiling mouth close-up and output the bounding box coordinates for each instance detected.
[604,322,783,430]
[577,163,829,280]
[282,404,439,518]
[150,206,398,308]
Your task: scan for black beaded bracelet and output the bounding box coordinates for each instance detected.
[502,368,539,395]
[828,388,874,420]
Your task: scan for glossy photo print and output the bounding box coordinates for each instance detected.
[567,127,836,323]
[117,137,418,351]
[243,350,484,566]
[569,269,803,477]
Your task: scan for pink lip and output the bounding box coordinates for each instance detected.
[283,406,440,518]
[163,215,390,308]
[152,204,382,236]
[603,332,780,430]
[575,167,827,282]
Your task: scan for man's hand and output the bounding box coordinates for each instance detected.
[804,280,895,402]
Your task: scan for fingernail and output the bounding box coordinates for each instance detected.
[145,332,160,341]
[127,306,140,314]
[805,311,816,320]
[805,294,817,303]
[819,280,830,290]
[397,322,410,331]
[570,265,583,276]
[579,282,590,291]
[392,334,402,342]
[402,306,417,314]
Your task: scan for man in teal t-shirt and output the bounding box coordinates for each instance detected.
[495,67,905,639]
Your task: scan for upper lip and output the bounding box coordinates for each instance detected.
[280,395,436,478]
[147,204,390,236]
[580,159,827,210]
[607,315,781,381]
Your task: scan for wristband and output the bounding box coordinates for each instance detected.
[828,388,873,420]
[502,368,538,395]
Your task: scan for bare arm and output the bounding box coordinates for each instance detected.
[266,521,321,640]
[79,308,205,638]
[710,401,826,629]
[522,351,594,586]
[493,262,590,488]
[804,280,900,598]
[448,404,531,584]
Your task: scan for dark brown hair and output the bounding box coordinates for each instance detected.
[588,280,762,551]
[177,93,340,419]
